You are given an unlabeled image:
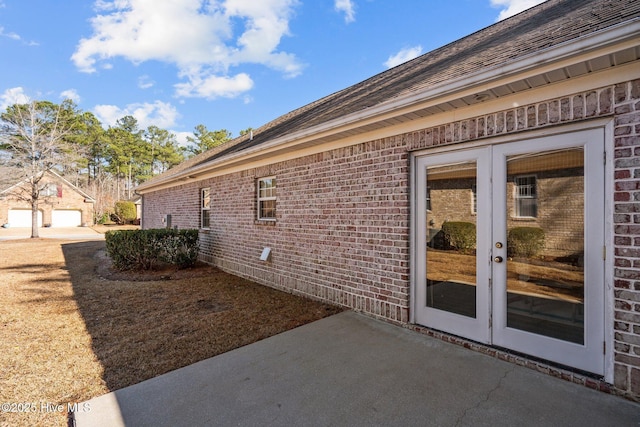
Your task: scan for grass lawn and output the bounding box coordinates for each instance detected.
[0,238,342,427]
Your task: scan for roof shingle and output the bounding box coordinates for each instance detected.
[140,0,640,188]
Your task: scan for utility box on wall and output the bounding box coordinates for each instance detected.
[162,214,172,229]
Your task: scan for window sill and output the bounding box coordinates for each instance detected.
[255,219,277,226]
[511,216,537,221]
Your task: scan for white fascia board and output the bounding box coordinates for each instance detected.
[137,19,640,193]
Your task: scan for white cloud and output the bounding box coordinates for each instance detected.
[0,87,30,111]
[384,46,423,69]
[490,0,546,21]
[0,26,38,46]
[174,72,254,99]
[60,89,81,103]
[334,0,355,23]
[0,26,20,41]
[138,75,155,89]
[172,131,193,147]
[93,100,180,129]
[72,0,302,99]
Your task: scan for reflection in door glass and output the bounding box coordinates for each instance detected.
[426,161,477,318]
[505,148,584,344]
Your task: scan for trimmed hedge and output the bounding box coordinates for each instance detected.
[508,227,545,258]
[442,221,476,253]
[105,229,199,270]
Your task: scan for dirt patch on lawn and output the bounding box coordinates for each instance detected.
[0,239,342,427]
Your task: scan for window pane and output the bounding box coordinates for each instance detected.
[259,179,276,198]
[506,148,584,344]
[202,188,211,209]
[201,210,210,228]
[514,176,537,217]
[258,178,276,220]
[260,200,276,219]
[426,160,477,319]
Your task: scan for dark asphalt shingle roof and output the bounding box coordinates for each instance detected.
[142,0,640,188]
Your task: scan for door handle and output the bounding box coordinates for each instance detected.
[494,256,503,263]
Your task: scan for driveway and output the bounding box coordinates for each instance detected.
[0,226,104,240]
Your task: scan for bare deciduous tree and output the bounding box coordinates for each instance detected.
[0,100,79,238]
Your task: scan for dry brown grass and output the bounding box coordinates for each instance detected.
[427,249,584,302]
[0,238,342,427]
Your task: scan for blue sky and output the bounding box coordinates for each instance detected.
[0,0,545,145]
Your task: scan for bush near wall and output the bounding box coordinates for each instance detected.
[442,221,476,253]
[508,227,545,258]
[114,200,137,224]
[105,229,199,270]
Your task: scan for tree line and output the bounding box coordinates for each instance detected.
[0,99,245,234]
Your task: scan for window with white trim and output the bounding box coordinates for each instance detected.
[514,175,537,218]
[257,177,276,220]
[201,187,211,228]
[42,183,60,197]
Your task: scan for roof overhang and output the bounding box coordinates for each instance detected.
[137,18,640,194]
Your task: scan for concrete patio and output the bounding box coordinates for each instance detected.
[73,311,640,426]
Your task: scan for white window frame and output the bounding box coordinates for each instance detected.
[201,187,211,229]
[513,175,537,218]
[42,183,58,197]
[257,177,276,221]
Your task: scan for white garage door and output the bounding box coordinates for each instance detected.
[8,209,43,227]
[52,210,82,227]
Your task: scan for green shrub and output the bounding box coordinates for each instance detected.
[442,221,476,253]
[508,227,545,258]
[114,201,137,224]
[95,212,113,225]
[105,229,199,270]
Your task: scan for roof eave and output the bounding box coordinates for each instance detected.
[136,18,640,194]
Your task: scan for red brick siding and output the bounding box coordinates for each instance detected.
[143,79,640,399]
[141,182,200,230]
[196,144,410,322]
[506,169,584,257]
[611,79,640,399]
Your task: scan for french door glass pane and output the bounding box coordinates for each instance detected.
[426,161,477,318]
[505,148,584,344]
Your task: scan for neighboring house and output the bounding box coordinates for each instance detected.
[137,0,640,400]
[0,170,95,227]
[131,194,142,222]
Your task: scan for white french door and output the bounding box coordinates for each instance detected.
[414,128,605,375]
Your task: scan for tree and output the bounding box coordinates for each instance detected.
[185,124,232,156]
[239,127,254,137]
[144,126,184,175]
[104,116,151,199]
[0,100,80,238]
[71,111,108,185]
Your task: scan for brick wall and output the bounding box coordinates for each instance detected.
[611,79,640,398]
[142,182,200,231]
[506,169,584,257]
[0,176,94,226]
[143,79,640,398]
